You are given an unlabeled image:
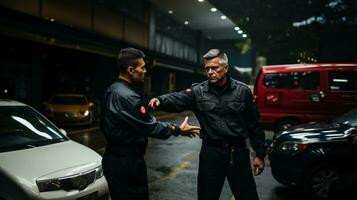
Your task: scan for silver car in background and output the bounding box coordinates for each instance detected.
[0,100,109,200]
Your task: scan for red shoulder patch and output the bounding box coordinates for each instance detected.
[139,105,147,114]
[185,88,192,93]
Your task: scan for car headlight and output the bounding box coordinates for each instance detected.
[95,165,104,179]
[277,142,309,154]
[80,110,90,116]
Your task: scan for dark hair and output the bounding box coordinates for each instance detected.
[117,48,146,73]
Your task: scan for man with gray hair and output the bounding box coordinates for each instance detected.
[149,48,266,200]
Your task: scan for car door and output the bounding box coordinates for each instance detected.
[300,70,327,122]
[323,69,357,116]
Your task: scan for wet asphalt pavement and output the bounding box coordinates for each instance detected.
[62,112,308,200]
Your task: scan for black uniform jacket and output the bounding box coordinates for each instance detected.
[100,79,173,156]
[157,77,266,159]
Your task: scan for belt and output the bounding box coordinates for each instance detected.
[202,139,246,148]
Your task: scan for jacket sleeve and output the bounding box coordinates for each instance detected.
[157,88,195,112]
[243,88,267,159]
[111,92,174,139]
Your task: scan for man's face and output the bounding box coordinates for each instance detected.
[204,57,228,85]
[130,58,147,85]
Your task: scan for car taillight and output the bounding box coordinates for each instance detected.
[265,92,281,105]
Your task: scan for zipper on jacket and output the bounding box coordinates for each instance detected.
[230,146,235,167]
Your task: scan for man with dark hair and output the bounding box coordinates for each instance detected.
[149,49,266,200]
[100,47,200,200]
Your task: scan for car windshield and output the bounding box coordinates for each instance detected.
[50,96,87,105]
[332,108,357,127]
[0,106,68,152]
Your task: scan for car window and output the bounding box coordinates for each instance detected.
[328,71,357,91]
[263,73,291,89]
[302,72,320,90]
[50,96,88,105]
[263,71,320,90]
[0,106,67,152]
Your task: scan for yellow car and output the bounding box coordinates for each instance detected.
[44,94,95,126]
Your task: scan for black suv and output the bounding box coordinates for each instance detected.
[268,108,357,199]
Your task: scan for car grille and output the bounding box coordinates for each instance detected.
[61,171,96,191]
[54,112,80,118]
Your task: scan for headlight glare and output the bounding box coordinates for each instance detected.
[278,142,308,153]
[83,110,89,116]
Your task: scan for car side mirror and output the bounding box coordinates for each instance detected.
[89,102,95,107]
[59,128,67,136]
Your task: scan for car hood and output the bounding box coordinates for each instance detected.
[278,121,350,143]
[286,121,334,131]
[47,104,89,112]
[0,140,102,193]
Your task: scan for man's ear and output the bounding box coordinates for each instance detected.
[127,66,134,74]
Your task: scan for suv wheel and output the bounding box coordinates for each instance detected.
[305,165,340,199]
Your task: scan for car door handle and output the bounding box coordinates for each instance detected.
[319,91,325,98]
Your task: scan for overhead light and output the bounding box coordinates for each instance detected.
[184,21,189,25]
[238,30,243,34]
[234,27,240,31]
[198,0,204,2]
[168,10,173,14]
[211,8,217,12]
[221,15,227,20]
[242,34,247,38]
[50,18,55,22]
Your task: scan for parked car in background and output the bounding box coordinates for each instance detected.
[268,107,357,199]
[254,63,357,133]
[0,100,109,200]
[43,93,95,126]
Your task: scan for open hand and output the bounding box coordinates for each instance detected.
[179,116,200,138]
[148,98,160,109]
[253,157,265,176]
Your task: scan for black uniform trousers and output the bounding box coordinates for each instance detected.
[198,141,259,200]
[102,153,149,200]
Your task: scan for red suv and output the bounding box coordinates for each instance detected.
[254,63,357,133]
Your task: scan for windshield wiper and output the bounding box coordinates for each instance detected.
[0,138,67,153]
[27,138,67,146]
[0,143,36,152]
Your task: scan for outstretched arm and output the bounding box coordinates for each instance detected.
[149,89,195,112]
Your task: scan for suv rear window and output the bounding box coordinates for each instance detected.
[263,72,320,90]
[328,71,357,91]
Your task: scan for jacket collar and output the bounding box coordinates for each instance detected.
[203,76,234,92]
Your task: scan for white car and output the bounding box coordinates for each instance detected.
[0,100,109,200]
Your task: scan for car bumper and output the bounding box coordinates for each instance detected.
[268,152,308,187]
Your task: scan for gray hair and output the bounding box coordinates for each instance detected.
[203,49,229,65]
